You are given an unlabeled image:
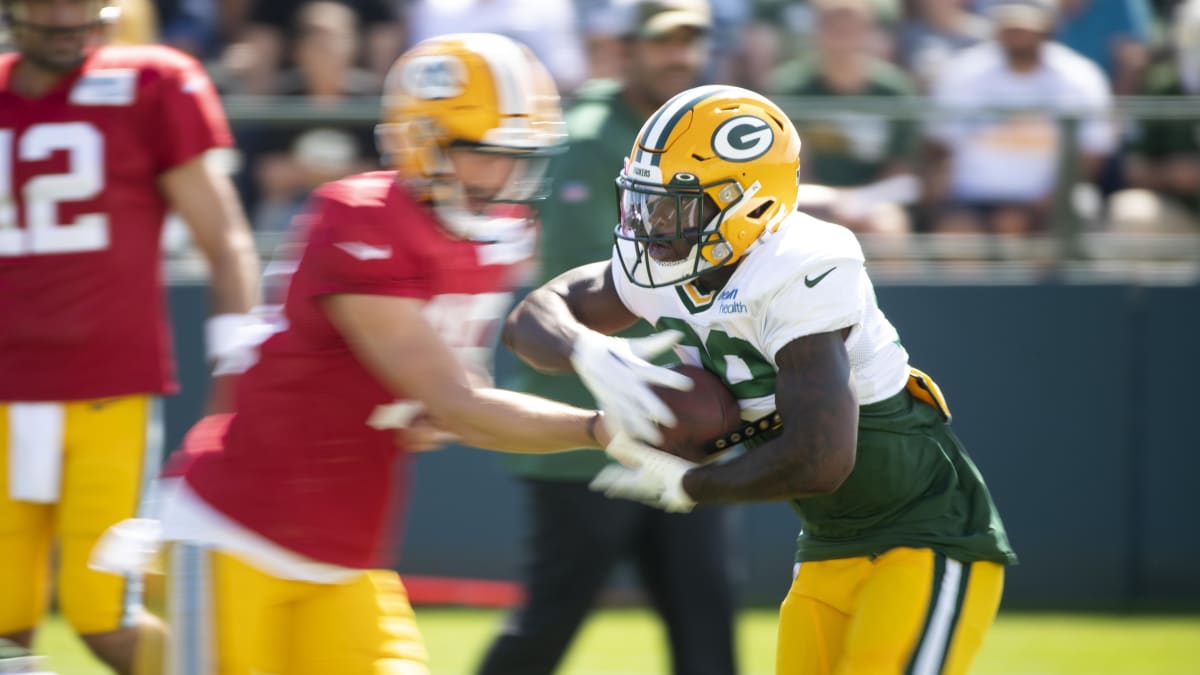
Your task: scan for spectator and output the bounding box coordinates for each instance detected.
[248,1,378,232]
[1055,0,1156,96]
[924,0,1115,236]
[718,11,784,92]
[772,0,920,236]
[577,0,631,80]
[405,0,587,94]
[221,0,400,94]
[154,0,220,58]
[475,3,738,675]
[897,0,992,89]
[1112,0,1200,233]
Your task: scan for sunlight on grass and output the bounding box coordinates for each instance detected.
[35,609,1200,675]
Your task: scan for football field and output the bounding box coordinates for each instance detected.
[35,608,1200,674]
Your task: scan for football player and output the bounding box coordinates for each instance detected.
[154,34,672,675]
[503,84,1019,675]
[0,1,260,674]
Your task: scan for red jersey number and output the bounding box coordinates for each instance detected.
[0,122,109,256]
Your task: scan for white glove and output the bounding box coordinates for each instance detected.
[569,330,692,445]
[206,313,275,376]
[89,518,164,575]
[590,433,697,513]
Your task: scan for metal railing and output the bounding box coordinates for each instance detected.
[203,95,1200,285]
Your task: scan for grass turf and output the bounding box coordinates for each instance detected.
[34,609,1200,674]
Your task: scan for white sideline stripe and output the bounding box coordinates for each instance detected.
[167,544,212,675]
[120,397,164,627]
[912,558,964,675]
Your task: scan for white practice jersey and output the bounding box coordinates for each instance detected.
[612,212,910,421]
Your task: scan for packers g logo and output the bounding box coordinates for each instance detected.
[711,115,774,162]
[400,55,467,100]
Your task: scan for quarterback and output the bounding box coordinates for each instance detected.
[504,85,1018,675]
[0,1,259,673]
[155,34,666,675]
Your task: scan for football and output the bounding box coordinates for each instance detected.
[651,364,743,463]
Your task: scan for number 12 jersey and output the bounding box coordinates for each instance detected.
[0,45,232,401]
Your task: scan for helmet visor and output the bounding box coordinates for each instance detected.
[613,176,733,288]
[618,183,708,242]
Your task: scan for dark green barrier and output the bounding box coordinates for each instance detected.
[164,283,1200,610]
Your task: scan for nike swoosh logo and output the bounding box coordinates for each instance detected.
[804,267,837,288]
[335,241,392,261]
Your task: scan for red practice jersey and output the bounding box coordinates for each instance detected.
[0,45,231,401]
[183,172,534,568]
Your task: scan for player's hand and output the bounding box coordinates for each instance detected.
[396,412,459,452]
[569,330,692,445]
[590,434,697,513]
[207,313,274,377]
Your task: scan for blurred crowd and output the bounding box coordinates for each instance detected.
[7,0,1200,244]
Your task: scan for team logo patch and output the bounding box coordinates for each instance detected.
[711,115,773,162]
[69,69,137,106]
[399,55,467,100]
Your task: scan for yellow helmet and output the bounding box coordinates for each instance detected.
[614,85,802,288]
[376,33,565,240]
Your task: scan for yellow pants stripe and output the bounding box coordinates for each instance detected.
[906,554,965,675]
[777,547,1004,675]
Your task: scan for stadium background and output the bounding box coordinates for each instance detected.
[6,0,1200,672]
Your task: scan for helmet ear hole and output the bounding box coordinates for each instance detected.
[748,199,774,220]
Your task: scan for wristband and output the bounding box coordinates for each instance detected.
[586,411,603,445]
[205,313,258,361]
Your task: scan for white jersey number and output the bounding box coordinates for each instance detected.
[0,122,109,256]
[368,292,512,430]
[423,292,513,372]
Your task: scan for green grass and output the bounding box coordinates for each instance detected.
[34,609,1200,674]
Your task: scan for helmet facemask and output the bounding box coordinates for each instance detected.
[429,143,559,241]
[615,170,760,288]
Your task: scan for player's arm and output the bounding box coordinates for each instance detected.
[502,260,640,372]
[161,154,260,315]
[162,154,263,411]
[681,329,858,501]
[503,261,691,444]
[323,293,602,453]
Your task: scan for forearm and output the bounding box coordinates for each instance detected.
[681,431,854,503]
[438,388,600,453]
[683,331,859,503]
[502,262,639,372]
[164,155,261,314]
[503,288,592,373]
[205,234,261,314]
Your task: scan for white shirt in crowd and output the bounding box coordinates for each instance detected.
[927,40,1115,203]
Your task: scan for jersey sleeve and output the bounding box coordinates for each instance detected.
[306,193,433,300]
[150,52,233,172]
[761,259,867,365]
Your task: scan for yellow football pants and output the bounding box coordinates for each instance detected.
[777,547,1004,675]
[167,544,429,675]
[0,396,159,636]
